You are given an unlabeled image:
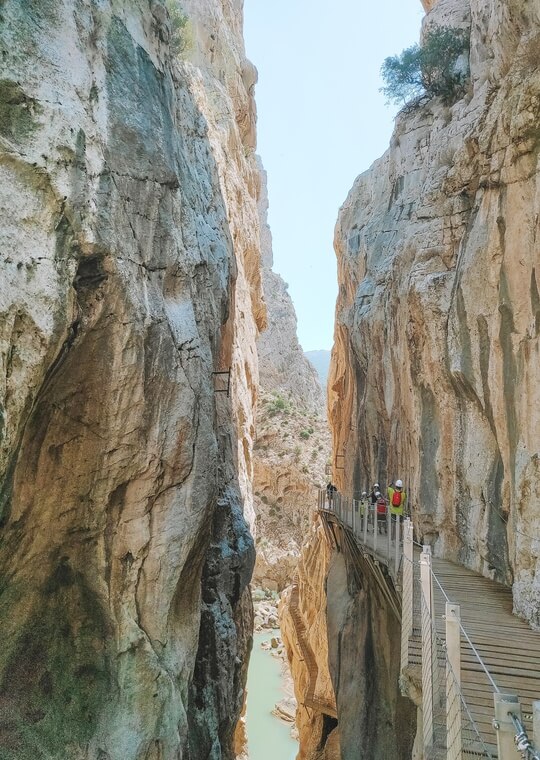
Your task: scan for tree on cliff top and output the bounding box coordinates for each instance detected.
[381,26,470,106]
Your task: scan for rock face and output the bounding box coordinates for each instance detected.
[279,524,339,760]
[280,520,415,760]
[252,162,330,590]
[0,1,262,758]
[325,553,416,760]
[329,0,540,627]
[252,391,330,590]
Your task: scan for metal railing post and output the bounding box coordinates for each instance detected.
[420,545,434,754]
[400,519,413,672]
[445,602,462,760]
[387,505,391,559]
[373,504,378,553]
[394,515,401,575]
[494,693,522,760]
[534,701,540,752]
[363,502,368,544]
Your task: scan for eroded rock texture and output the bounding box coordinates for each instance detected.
[0,1,261,757]
[280,525,339,760]
[329,0,540,627]
[325,552,416,760]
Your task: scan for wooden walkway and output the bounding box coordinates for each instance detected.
[288,581,337,719]
[318,503,540,759]
[428,558,540,758]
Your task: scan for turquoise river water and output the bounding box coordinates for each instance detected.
[245,631,298,760]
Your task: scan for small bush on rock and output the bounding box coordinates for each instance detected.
[267,394,291,417]
[166,0,189,56]
[381,26,470,106]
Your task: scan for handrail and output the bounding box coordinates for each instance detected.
[317,487,540,760]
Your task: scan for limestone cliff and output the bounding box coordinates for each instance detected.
[279,524,339,760]
[0,1,262,758]
[325,550,416,760]
[252,161,330,590]
[329,0,540,627]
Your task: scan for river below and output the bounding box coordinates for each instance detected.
[245,631,298,760]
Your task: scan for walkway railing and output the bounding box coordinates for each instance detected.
[318,489,404,577]
[318,489,540,760]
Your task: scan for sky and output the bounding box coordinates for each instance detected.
[244,0,424,351]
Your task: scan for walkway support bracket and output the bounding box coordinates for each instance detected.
[420,545,434,755]
[493,693,521,760]
[446,602,462,760]
[400,519,413,672]
[534,700,540,753]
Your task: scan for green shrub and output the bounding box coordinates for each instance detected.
[300,430,310,440]
[267,393,291,417]
[381,26,470,106]
[166,0,189,56]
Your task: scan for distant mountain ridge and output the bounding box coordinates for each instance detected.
[304,350,331,390]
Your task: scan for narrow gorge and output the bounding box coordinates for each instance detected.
[1,0,540,759]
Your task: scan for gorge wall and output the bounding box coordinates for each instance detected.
[280,524,339,760]
[0,1,263,757]
[329,0,540,628]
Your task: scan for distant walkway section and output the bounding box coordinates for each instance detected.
[317,490,540,760]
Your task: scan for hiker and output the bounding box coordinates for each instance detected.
[369,483,380,505]
[326,482,337,507]
[359,490,368,516]
[376,491,388,534]
[388,479,407,536]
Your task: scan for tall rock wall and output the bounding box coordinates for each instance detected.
[279,524,339,760]
[281,521,416,760]
[329,0,540,627]
[325,550,416,760]
[0,1,262,757]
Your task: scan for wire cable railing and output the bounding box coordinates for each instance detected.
[317,488,540,760]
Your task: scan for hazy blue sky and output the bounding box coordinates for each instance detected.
[244,0,423,351]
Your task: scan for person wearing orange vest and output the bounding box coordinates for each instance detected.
[388,479,407,516]
[388,479,406,540]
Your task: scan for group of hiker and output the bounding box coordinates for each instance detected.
[326,479,407,534]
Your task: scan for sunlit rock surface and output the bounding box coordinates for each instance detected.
[329,0,540,627]
[280,524,339,760]
[0,1,262,757]
[326,552,416,760]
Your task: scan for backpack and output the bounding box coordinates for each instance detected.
[392,490,402,507]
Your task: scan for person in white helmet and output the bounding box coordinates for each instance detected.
[359,490,368,519]
[388,478,407,536]
[369,482,380,505]
[376,491,388,534]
